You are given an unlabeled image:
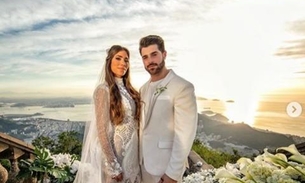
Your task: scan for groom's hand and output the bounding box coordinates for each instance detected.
[158,174,177,183]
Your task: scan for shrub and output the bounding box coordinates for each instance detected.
[192,139,241,168]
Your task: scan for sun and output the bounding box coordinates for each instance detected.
[224,95,259,126]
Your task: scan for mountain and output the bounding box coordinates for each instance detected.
[196,113,301,156]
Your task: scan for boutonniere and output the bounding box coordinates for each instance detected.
[154,86,167,95]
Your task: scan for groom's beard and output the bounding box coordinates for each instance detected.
[145,60,165,75]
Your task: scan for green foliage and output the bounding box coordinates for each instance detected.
[32,131,82,157]
[17,147,54,181]
[32,135,56,151]
[0,159,11,171]
[53,131,82,156]
[50,154,79,183]
[17,147,79,183]
[50,167,71,183]
[192,139,241,168]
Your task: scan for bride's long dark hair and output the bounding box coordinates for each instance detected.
[104,45,141,125]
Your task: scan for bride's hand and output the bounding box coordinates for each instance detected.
[112,172,123,182]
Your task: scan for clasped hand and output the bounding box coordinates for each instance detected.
[112,172,123,182]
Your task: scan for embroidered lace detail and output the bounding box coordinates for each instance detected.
[94,84,122,178]
[114,78,139,182]
[94,79,139,182]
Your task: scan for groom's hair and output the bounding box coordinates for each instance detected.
[139,35,165,54]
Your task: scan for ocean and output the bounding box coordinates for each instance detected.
[1,99,304,137]
[0,104,93,122]
[197,99,305,137]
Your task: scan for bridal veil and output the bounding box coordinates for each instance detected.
[73,60,107,183]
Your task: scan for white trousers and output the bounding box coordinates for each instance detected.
[141,164,161,183]
[140,164,182,183]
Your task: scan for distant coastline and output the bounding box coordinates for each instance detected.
[0,103,92,122]
[1,108,304,157]
[2,96,304,137]
[43,104,75,108]
[9,103,76,108]
[0,97,91,106]
[1,113,43,118]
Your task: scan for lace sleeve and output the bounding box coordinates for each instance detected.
[94,86,122,177]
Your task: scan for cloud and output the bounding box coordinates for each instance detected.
[4,0,305,98]
[276,39,305,58]
[0,0,221,69]
[289,20,305,35]
[0,58,98,78]
[0,0,216,34]
[0,0,224,91]
[275,19,305,59]
[0,0,113,34]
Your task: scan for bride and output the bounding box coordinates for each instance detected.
[74,45,141,183]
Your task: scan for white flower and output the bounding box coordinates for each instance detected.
[70,160,80,174]
[51,153,72,168]
[215,168,244,182]
[183,144,305,183]
[278,144,305,164]
[196,161,203,167]
[237,157,252,176]
[154,86,167,95]
[183,169,218,183]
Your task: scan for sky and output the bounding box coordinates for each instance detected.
[1,0,305,124]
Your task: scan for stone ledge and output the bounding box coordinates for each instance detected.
[0,133,35,160]
[186,150,214,175]
[0,133,34,153]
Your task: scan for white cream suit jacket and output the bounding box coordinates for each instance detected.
[139,70,198,181]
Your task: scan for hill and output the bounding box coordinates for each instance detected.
[196,113,299,156]
[0,117,85,144]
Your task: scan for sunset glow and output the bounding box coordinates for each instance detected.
[1,0,305,133]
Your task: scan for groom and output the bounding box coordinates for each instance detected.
[139,35,198,183]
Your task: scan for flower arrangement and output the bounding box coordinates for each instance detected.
[154,86,167,95]
[17,147,80,183]
[183,169,217,183]
[183,144,305,183]
[51,153,80,182]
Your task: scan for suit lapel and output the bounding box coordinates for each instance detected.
[143,70,175,129]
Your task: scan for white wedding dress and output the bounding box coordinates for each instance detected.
[74,78,140,183]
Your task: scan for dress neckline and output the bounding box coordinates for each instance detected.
[115,77,124,85]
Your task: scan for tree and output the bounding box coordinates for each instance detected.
[32,131,82,157]
[32,136,55,152]
[53,131,82,156]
